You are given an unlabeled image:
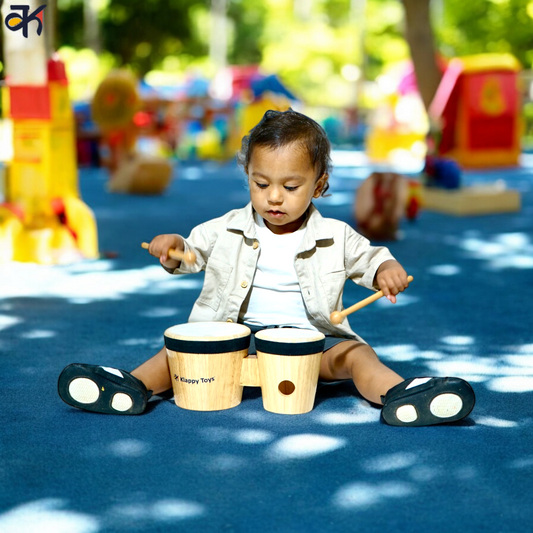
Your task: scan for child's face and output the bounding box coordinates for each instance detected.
[247,142,326,234]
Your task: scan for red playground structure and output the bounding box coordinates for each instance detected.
[429,54,522,168]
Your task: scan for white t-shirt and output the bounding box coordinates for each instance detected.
[240,213,318,330]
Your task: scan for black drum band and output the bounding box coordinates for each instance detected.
[164,334,251,355]
[255,338,325,356]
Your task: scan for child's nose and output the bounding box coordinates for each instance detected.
[268,186,283,203]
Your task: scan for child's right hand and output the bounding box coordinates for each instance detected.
[146,234,184,269]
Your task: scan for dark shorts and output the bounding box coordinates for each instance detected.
[243,324,351,355]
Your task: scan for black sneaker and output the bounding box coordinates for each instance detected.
[381,377,475,426]
[58,363,152,415]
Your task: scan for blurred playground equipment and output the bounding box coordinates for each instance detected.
[365,61,429,165]
[429,54,522,168]
[0,4,98,264]
[170,66,297,160]
[91,70,172,194]
[354,172,421,241]
[420,54,522,216]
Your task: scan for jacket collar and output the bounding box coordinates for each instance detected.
[226,202,333,248]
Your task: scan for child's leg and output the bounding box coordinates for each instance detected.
[320,340,403,405]
[320,340,475,426]
[131,346,172,395]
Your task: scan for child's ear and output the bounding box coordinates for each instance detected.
[313,174,328,198]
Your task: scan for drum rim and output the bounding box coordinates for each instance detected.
[164,321,251,342]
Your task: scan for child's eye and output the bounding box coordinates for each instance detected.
[254,182,268,189]
[284,186,299,192]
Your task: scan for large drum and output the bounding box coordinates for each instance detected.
[255,328,325,415]
[164,322,251,411]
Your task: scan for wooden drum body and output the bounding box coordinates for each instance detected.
[254,328,325,415]
[164,322,251,411]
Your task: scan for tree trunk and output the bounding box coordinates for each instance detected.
[401,0,442,111]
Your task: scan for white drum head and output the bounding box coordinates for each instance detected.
[255,328,325,343]
[165,322,251,341]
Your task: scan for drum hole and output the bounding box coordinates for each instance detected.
[278,380,295,395]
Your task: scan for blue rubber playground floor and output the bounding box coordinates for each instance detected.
[1,152,533,533]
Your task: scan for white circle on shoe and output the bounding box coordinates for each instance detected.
[111,393,133,412]
[69,378,100,404]
[396,404,418,423]
[430,393,463,418]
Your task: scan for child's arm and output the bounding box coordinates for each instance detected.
[146,233,186,271]
[375,260,410,304]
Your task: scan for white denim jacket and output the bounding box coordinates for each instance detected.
[172,202,396,342]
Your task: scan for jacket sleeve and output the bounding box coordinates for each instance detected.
[170,223,215,275]
[344,224,396,290]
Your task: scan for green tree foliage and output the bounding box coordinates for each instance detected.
[436,0,533,68]
[49,0,533,104]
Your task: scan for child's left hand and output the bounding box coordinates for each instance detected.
[375,261,410,304]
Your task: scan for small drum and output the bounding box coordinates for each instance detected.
[164,322,251,411]
[255,328,325,415]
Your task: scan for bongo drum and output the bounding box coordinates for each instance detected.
[255,328,325,415]
[164,322,251,411]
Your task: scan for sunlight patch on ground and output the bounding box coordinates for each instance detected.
[233,410,270,423]
[205,454,248,471]
[376,342,533,393]
[441,335,475,346]
[0,499,99,533]
[332,481,416,510]
[509,456,533,469]
[313,400,380,425]
[181,166,203,180]
[0,314,22,332]
[487,376,533,393]
[427,264,461,276]
[362,453,418,473]
[0,263,202,303]
[109,499,205,522]
[118,336,163,347]
[374,294,419,309]
[374,344,443,362]
[107,439,151,458]
[150,500,205,521]
[456,232,533,270]
[139,307,180,318]
[476,416,518,428]
[233,429,276,444]
[266,434,346,461]
[316,192,354,206]
[19,329,56,339]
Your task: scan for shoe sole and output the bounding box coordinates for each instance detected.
[58,364,146,415]
[382,378,475,426]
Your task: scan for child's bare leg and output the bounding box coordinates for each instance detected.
[320,341,403,405]
[131,347,172,395]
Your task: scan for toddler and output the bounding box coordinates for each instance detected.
[58,109,475,426]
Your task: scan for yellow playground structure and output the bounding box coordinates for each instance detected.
[0,54,98,264]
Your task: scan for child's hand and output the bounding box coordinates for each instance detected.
[147,234,184,269]
[375,261,410,304]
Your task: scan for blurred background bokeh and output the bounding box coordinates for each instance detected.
[2,0,532,165]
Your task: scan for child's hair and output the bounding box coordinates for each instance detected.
[237,109,332,197]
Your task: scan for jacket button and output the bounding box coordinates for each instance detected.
[226,318,233,323]
[241,281,248,288]
[253,241,259,249]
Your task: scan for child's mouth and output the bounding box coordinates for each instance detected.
[267,210,285,218]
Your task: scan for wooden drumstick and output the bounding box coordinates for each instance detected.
[330,275,414,325]
[141,242,196,265]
